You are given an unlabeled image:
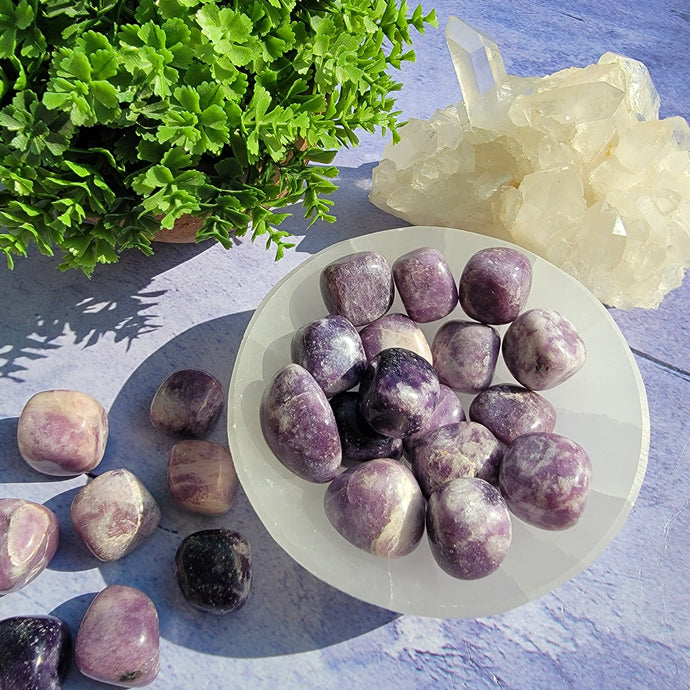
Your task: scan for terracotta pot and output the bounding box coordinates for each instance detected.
[152,215,205,243]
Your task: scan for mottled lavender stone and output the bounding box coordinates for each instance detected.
[392,247,458,322]
[0,499,59,595]
[403,384,466,457]
[0,615,72,690]
[260,364,342,483]
[320,251,394,327]
[70,469,161,562]
[412,421,504,497]
[358,347,440,439]
[431,320,500,393]
[359,313,433,364]
[291,314,366,396]
[499,432,592,530]
[324,458,425,558]
[502,308,586,390]
[458,247,533,324]
[175,529,252,615]
[426,477,512,580]
[149,369,224,437]
[468,383,557,445]
[330,391,403,464]
[168,440,239,515]
[75,585,159,687]
[17,389,108,476]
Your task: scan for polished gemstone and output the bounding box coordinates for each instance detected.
[75,585,159,687]
[168,440,239,515]
[0,615,72,690]
[0,498,59,595]
[359,313,433,364]
[70,469,161,562]
[17,389,108,476]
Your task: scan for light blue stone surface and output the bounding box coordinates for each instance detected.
[1,2,688,688]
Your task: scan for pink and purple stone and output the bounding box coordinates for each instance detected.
[75,585,160,687]
[0,498,60,595]
[17,389,108,476]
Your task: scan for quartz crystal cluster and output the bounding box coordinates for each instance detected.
[369,17,690,309]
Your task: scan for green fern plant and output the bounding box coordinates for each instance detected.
[0,0,436,274]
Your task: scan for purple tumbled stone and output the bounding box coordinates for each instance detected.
[358,347,440,439]
[330,391,403,464]
[458,247,532,324]
[427,477,512,580]
[260,364,342,483]
[359,313,433,364]
[468,383,557,445]
[0,615,72,690]
[150,369,224,437]
[0,498,60,595]
[70,469,161,562]
[75,585,159,687]
[291,314,366,396]
[175,529,252,615]
[393,247,458,322]
[168,440,239,516]
[17,389,108,476]
[431,320,500,393]
[320,251,394,327]
[411,421,503,497]
[502,308,586,390]
[403,384,466,458]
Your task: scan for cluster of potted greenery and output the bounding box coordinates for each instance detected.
[0,0,436,274]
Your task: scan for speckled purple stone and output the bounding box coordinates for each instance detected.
[330,392,403,464]
[75,585,159,687]
[358,347,440,439]
[458,247,533,325]
[0,499,60,595]
[260,364,342,483]
[393,247,458,322]
[502,308,587,390]
[359,313,433,364]
[412,421,504,497]
[324,458,425,558]
[17,389,108,477]
[149,369,224,437]
[70,469,161,562]
[426,477,512,580]
[403,384,466,457]
[499,432,592,530]
[431,320,500,393]
[0,615,72,690]
[320,251,394,327]
[291,314,366,396]
[468,383,557,445]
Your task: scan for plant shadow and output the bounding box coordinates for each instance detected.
[97,313,398,659]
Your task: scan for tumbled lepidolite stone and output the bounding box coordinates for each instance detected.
[458,246,532,324]
[260,364,342,483]
[175,529,252,615]
[320,251,394,327]
[291,314,366,396]
[17,389,108,476]
[0,615,72,690]
[0,498,60,595]
[168,440,239,516]
[393,247,458,322]
[70,469,161,562]
[150,369,224,437]
[359,313,433,364]
[75,585,159,687]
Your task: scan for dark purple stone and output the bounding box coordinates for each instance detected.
[175,529,252,614]
[358,347,440,439]
[0,615,72,690]
[330,391,403,463]
[392,247,458,322]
